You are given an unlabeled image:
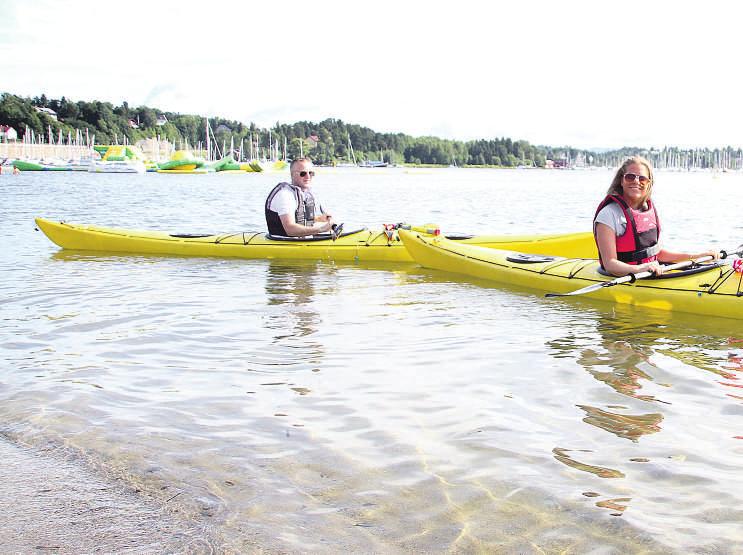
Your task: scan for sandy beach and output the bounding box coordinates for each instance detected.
[0,435,215,554]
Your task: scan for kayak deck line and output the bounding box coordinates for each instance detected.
[416,231,603,282]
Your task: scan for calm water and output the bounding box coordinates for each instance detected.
[1,167,743,553]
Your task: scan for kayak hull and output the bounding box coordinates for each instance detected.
[35,218,597,263]
[398,229,743,320]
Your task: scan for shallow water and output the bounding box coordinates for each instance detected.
[1,167,742,553]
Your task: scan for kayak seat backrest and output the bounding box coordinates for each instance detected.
[445,233,475,240]
[265,228,366,242]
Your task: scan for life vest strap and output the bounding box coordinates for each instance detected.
[616,243,662,263]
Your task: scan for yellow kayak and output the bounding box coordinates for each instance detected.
[35,218,596,263]
[398,229,743,320]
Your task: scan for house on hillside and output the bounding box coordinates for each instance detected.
[156,115,168,126]
[0,125,18,141]
[34,106,58,120]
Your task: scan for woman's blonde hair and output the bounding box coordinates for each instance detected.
[607,156,654,205]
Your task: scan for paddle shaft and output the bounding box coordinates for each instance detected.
[615,254,717,285]
[620,245,743,283]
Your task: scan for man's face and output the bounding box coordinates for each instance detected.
[291,162,315,189]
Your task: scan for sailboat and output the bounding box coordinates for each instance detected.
[359,148,388,168]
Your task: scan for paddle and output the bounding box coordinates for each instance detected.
[545,246,743,298]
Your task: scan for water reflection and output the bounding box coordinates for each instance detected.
[260,260,341,379]
[575,338,661,403]
[552,447,625,479]
[576,405,662,442]
[545,303,743,519]
[550,304,742,405]
[264,260,325,338]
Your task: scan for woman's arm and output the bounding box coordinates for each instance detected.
[657,248,720,263]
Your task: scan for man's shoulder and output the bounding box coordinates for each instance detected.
[268,182,296,198]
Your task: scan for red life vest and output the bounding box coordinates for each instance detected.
[594,195,661,267]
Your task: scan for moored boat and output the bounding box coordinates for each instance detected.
[398,229,743,320]
[35,218,596,263]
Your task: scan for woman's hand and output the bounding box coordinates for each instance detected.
[694,249,720,261]
[638,260,663,275]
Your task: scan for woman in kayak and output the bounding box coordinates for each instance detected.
[594,156,718,276]
[265,158,335,237]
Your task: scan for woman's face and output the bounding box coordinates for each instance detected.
[620,162,651,208]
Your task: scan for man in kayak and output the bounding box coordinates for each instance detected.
[594,156,718,276]
[265,158,335,237]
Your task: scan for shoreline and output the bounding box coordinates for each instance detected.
[0,434,215,553]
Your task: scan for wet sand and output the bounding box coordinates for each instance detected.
[0,436,215,554]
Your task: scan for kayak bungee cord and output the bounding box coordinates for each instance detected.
[706,263,743,296]
[536,257,595,278]
[242,232,263,245]
[566,259,598,279]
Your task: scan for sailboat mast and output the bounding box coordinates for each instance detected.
[205,118,211,162]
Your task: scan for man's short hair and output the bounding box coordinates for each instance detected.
[290,157,312,172]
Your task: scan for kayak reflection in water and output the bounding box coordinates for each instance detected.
[593,156,719,277]
[264,158,336,237]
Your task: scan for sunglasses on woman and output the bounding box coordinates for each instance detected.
[623,173,650,185]
[296,170,315,177]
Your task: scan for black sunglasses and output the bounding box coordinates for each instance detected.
[297,170,315,177]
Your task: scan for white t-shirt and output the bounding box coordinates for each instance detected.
[268,187,323,217]
[594,203,626,235]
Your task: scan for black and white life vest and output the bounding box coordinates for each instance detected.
[265,182,319,236]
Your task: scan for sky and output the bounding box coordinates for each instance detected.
[1,0,742,150]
